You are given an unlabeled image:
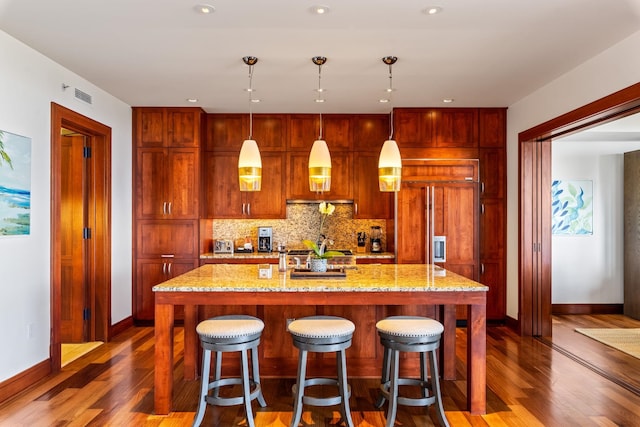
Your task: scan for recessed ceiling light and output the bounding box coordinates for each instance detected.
[423,6,443,15]
[310,5,330,15]
[251,98,261,103]
[194,4,215,14]
[379,98,390,103]
[187,98,198,103]
[443,98,454,103]
[315,99,326,103]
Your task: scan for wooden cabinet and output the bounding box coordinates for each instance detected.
[393,108,477,149]
[135,258,198,320]
[353,154,393,219]
[352,115,389,152]
[289,114,351,151]
[132,107,203,322]
[205,114,287,152]
[286,151,353,200]
[203,152,286,218]
[135,148,199,219]
[135,107,202,148]
[478,108,507,320]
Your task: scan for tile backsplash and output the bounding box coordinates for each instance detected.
[211,203,388,251]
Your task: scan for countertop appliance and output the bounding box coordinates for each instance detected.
[370,226,382,253]
[257,226,273,252]
[213,239,234,254]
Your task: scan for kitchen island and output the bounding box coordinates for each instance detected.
[153,263,488,415]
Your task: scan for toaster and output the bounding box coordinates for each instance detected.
[213,239,234,254]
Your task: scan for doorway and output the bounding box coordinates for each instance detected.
[518,82,640,336]
[50,103,112,371]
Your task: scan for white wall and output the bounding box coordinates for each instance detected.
[551,140,640,304]
[506,30,640,319]
[0,30,132,381]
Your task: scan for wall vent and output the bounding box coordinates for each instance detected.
[74,88,92,104]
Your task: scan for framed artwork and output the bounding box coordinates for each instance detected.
[0,129,31,236]
[551,179,593,235]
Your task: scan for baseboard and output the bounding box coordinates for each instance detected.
[505,315,519,332]
[552,303,624,315]
[0,359,50,404]
[110,316,133,338]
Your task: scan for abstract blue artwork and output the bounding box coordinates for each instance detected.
[0,130,31,236]
[551,180,593,235]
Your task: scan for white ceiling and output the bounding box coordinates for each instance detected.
[1,0,640,114]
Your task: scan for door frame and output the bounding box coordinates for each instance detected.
[50,103,112,370]
[518,82,640,336]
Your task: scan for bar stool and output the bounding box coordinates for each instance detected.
[192,315,267,427]
[375,316,449,427]
[287,316,355,427]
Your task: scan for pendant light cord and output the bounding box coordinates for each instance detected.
[388,61,394,140]
[248,63,254,139]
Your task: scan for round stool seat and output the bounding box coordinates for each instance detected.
[376,316,444,341]
[289,316,355,345]
[197,316,264,344]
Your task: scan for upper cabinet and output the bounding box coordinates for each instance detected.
[352,115,389,152]
[393,108,478,149]
[205,114,288,152]
[288,114,352,151]
[286,151,353,201]
[135,107,202,148]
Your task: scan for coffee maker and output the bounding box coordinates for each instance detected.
[257,226,273,252]
[370,226,382,253]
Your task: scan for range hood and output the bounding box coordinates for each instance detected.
[286,199,354,204]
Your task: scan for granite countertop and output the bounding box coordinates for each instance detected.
[200,251,395,260]
[153,264,488,293]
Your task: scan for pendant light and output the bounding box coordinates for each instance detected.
[309,56,331,193]
[378,56,402,192]
[238,56,262,191]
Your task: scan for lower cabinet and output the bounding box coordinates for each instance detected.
[135,258,198,321]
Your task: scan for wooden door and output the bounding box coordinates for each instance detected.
[60,134,87,342]
[624,150,640,319]
[166,148,199,218]
[136,148,166,218]
[207,152,244,218]
[247,152,286,218]
[354,154,393,219]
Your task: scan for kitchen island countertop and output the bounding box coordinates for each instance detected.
[153,263,487,292]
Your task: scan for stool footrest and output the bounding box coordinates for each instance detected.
[292,378,352,407]
[205,377,263,407]
[380,378,436,407]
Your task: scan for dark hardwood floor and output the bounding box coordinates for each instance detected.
[1,316,640,426]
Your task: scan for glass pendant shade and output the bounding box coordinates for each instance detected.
[378,139,402,192]
[309,139,331,192]
[238,139,262,191]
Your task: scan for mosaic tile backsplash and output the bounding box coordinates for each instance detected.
[211,203,388,251]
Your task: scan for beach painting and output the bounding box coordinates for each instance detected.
[0,130,31,236]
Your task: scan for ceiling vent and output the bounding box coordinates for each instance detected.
[74,88,92,104]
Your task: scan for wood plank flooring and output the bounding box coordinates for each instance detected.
[1,316,640,426]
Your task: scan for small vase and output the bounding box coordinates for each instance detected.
[309,257,328,273]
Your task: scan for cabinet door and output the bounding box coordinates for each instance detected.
[246,153,286,218]
[136,148,166,218]
[480,260,506,320]
[252,114,287,151]
[480,148,505,199]
[354,154,393,219]
[207,153,244,218]
[136,220,199,258]
[289,114,351,151]
[480,198,505,260]
[286,152,352,200]
[478,108,506,148]
[205,114,247,151]
[353,115,389,152]
[135,258,198,320]
[135,109,165,148]
[396,184,427,263]
[432,109,478,148]
[393,109,433,148]
[166,108,201,148]
[166,148,199,218]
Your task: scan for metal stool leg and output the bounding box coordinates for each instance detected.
[212,351,222,399]
[251,347,267,407]
[429,349,449,427]
[337,349,355,427]
[385,349,400,427]
[192,348,212,427]
[241,348,256,427]
[290,349,308,427]
[375,346,391,408]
